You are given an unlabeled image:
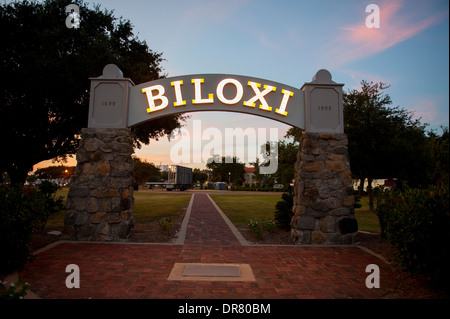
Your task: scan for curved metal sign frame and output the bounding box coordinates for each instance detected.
[87,65,344,133]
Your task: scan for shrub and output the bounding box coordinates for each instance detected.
[0,183,63,273]
[261,219,276,233]
[158,217,173,232]
[247,219,262,239]
[376,182,450,290]
[274,192,293,231]
[0,279,30,299]
[34,181,64,230]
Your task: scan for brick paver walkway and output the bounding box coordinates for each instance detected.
[19,193,397,299]
[184,194,241,246]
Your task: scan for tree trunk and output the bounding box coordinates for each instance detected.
[367,177,374,211]
[375,189,386,239]
[358,177,365,196]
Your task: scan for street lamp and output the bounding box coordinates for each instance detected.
[228,172,231,185]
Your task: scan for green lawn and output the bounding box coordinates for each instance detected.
[354,196,381,233]
[46,189,380,234]
[355,195,379,211]
[133,192,191,223]
[354,211,380,233]
[45,188,69,229]
[211,193,381,233]
[209,194,283,227]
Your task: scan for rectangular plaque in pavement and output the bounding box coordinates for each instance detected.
[183,265,241,277]
[168,263,255,281]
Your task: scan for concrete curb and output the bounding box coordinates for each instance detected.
[356,245,391,265]
[175,193,195,244]
[206,194,250,246]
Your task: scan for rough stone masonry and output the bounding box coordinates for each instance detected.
[63,128,134,241]
[291,132,358,244]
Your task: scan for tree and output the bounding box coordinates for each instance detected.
[259,140,298,187]
[276,140,298,187]
[344,80,429,210]
[34,165,75,180]
[426,126,449,185]
[0,0,186,185]
[132,157,160,188]
[192,168,208,188]
[206,155,245,185]
[249,158,264,186]
[285,127,303,141]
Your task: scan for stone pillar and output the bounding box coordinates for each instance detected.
[63,128,134,241]
[291,132,357,244]
[291,69,358,244]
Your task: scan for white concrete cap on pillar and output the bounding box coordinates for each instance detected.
[100,64,124,79]
[87,64,134,128]
[301,69,344,133]
[311,69,334,84]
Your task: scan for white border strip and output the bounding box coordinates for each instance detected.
[206,194,250,246]
[356,245,391,265]
[175,193,195,244]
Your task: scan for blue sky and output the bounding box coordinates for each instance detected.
[35,0,449,170]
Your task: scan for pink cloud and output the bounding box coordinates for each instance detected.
[327,0,448,66]
[409,98,448,126]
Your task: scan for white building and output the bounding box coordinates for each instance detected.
[244,167,256,185]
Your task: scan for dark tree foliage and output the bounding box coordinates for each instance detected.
[206,155,245,185]
[426,126,449,185]
[259,140,298,187]
[132,157,161,188]
[343,81,429,208]
[0,0,185,184]
[274,192,293,231]
[34,165,75,179]
[192,168,208,187]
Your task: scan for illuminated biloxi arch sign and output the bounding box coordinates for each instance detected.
[135,75,300,128]
[88,64,344,133]
[66,64,358,244]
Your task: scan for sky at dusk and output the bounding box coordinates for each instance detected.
[34,0,449,171]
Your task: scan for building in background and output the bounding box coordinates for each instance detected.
[244,167,256,185]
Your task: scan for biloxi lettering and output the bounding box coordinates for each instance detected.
[127,74,305,129]
[141,77,294,117]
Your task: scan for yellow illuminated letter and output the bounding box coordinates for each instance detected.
[275,89,293,116]
[243,81,276,111]
[192,79,214,104]
[216,78,244,105]
[142,85,169,113]
[171,80,186,107]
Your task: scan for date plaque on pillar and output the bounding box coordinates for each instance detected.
[302,69,344,133]
[88,64,134,128]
